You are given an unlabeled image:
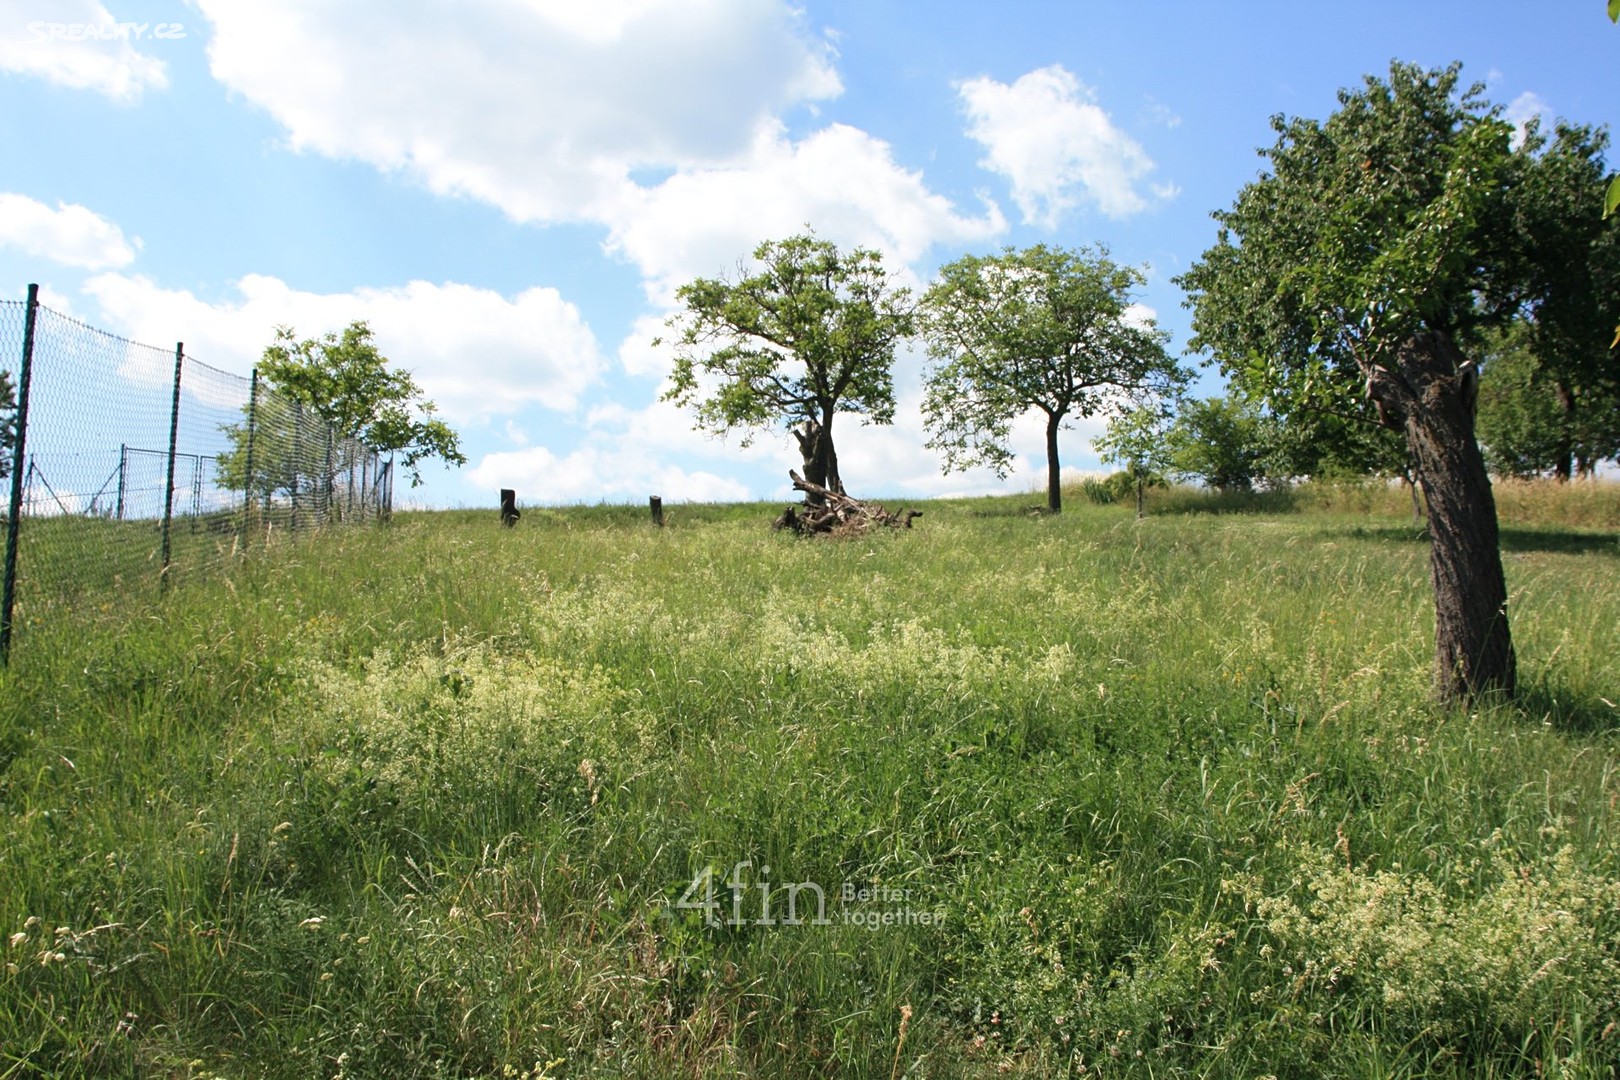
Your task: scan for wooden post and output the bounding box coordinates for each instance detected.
[649,495,663,527]
[500,488,519,527]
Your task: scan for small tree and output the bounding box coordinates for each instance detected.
[921,245,1184,513]
[659,233,914,500]
[1095,403,1174,518]
[218,321,464,499]
[1165,395,1277,492]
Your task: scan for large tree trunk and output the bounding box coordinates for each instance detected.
[1365,332,1516,703]
[793,415,844,504]
[1044,412,1063,514]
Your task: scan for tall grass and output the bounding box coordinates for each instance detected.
[1,484,1617,1077]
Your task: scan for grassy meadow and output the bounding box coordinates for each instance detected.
[1,480,1618,1078]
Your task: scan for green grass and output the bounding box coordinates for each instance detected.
[1,483,1618,1078]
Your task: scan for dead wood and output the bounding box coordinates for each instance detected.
[772,471,921,536]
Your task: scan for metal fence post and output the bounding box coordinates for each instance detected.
[159,342,183,587]
[1,283,40,663]
[190,454,203,531]
[240,368,258,546]
[290,400,302,534]
[116,444,127,520]
[323,426,334,525]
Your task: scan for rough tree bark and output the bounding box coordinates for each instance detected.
[1364,331,1516,702]
[793,416,844,504]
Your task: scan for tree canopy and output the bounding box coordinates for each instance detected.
[659,233,914,498]
[254,322,463,487]
[920,244,1182,513]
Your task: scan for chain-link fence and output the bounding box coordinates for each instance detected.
[0,285,393,659]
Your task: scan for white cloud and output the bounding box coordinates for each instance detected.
[0,192,137,269]
[1505,90,1553,150]
[1123,302,1157,329]
[196,0,1003,305]
[0,0,169,101]
[80,273,605,422]
[835,385,1114,503]
[959,64,1160,225]
[196,0,841,224]
[604,121,1005,305]
[619,313,674,378]
[466,444,750,505]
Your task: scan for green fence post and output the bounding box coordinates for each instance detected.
[159,342,183,588]
[240,368,258,547]
[1,284,40,663]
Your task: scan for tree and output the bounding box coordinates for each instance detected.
[920,245,1183,514]
[1176,61,1542,703]
[659,233,914,500]
[1474,324,1574,478]
[1165,395,1275,492]
[219,321,464,497]
[1094,403,1174,518]
[1510,122,1620,478]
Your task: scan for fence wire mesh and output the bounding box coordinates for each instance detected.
[0,291,392,655]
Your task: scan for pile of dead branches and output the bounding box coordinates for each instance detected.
[772,471,922,536]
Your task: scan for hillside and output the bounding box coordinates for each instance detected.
[2,484,1618,1078]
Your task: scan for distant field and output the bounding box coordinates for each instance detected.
[2,481,1617,1078]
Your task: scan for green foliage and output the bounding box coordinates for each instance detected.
[1095,403,1175,515]
[1095,404,1173,477]
[919,244,1182,479]
[1166,395,1276,491]
[1476,322,1619,478]
[659,232,913,490]
[1177,61,1524,420]
[223,322,464,489]
[1510,122,1620,474]
[215,389,349,504]
[0,369,15,483]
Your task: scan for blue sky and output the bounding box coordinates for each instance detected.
[1,0,1614,509]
